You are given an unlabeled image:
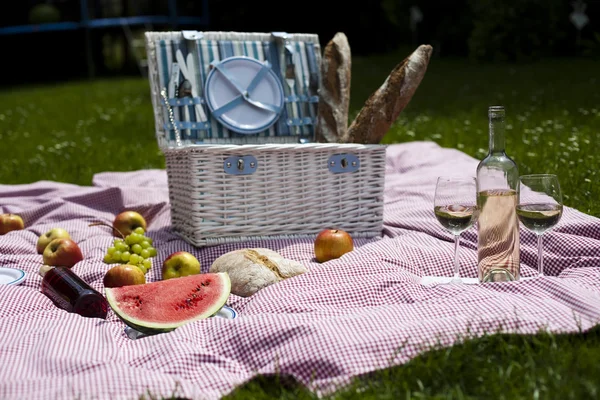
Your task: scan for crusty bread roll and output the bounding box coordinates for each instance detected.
[209,248,307,297]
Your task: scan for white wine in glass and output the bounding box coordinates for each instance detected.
[517,174,563,277]
[434,177,478,284]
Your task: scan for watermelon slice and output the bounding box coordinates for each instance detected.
[105,272,231,335]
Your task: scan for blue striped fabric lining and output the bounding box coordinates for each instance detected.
[156,34,319,141]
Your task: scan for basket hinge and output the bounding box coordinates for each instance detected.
[182,30,203,40]
[224,155,258,175]
[328,154,360,174]
[271,32,289,41]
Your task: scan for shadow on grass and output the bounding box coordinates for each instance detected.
[224,324,600,400]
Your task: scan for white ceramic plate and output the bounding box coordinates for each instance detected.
[0,267,26,286]
[204,56,284,134]
[216,305,238,320]
[124,305,238,340]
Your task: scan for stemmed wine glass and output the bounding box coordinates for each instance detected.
[433,176,478,284]
[516,174,563,277]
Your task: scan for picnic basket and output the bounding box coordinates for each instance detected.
[145,30,386,247]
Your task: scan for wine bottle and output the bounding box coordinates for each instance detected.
[40,266,108,319]
[476,106,520,282]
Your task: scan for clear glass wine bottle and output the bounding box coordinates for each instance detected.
[476,106,520,282]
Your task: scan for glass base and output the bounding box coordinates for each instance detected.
[481,268,517,283]
[421,276,479,286]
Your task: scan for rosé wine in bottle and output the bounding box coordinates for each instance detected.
[476,106,520,282]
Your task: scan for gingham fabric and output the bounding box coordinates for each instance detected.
[1,141,599,400]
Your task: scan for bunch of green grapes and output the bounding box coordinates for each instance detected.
[103,227,157,274]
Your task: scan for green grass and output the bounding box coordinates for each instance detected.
[0,78,163,184]
[225,326,600,400]
[1,54,597,216]
[353,52,599,218]
[1,53,599,399]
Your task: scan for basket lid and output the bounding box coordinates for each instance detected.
[204,56,284,135]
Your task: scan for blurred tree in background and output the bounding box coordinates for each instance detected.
[379,0,595,61]
[0,0,598,87]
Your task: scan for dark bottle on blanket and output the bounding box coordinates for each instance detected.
[40,266,108,319]
[476,106,520,282]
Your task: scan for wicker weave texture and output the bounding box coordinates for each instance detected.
[164,144,387,246]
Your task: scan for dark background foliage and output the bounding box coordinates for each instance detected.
[0,0,599,86]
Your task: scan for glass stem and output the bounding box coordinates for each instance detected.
[453,234,461,279]
[537,234,544,276]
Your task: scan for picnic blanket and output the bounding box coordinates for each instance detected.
[1,141,599,400]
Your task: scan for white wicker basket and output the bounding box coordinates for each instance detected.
[145,30,386,246]
[164,143,386,246]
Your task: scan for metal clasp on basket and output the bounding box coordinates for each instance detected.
[224,155,258,175]
[328,154,360,174]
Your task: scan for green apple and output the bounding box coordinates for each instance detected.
[36,228,71,254]
[0,213,24,235]
[162,251,201,280]
[112,210,147,237]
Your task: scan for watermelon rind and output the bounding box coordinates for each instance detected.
[105,272,231,335]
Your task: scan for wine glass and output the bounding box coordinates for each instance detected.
[516,174,563,277]
[433,176,478,284]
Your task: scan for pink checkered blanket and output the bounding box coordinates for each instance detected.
[1,141,599,399]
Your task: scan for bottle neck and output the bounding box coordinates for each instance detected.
[489,110,506,154]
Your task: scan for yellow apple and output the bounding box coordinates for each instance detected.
[36,228,71,254]
[0,214,24,235]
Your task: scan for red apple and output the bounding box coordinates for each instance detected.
[112,211,147,237]
[36,228,71,254]
[314,228,354,263]
[43,238,84,268]
[162,251,201,280]
[0,214,24,235]
[103,264,146,288]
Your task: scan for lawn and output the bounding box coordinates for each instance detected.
[1,51,599,399]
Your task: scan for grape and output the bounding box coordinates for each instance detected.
[112,250,122,261]
[131,244,142,254]
[134,234,146,244]
[103,230,157,274]
[121,251,131,262]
